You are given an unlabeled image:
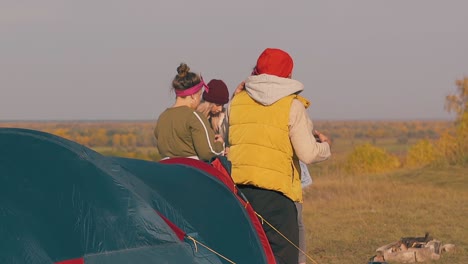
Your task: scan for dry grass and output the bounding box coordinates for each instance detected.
[2,121,464,263]
[302,166,468,264]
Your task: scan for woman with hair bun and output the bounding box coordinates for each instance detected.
[154,63,224,161]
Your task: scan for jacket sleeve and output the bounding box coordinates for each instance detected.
[190,111,225,161]
[223,104,231,146]
[218,112,228,144]
[289,99,331,164]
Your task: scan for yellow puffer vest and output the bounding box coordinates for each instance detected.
[228,91,310,202]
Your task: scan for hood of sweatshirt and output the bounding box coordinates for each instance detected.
[244,74,304,106]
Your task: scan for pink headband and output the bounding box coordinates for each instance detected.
[175,76,209,97]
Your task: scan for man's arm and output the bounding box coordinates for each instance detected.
[289,100,331,164]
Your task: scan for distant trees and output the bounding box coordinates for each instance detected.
[89,128,108,146]
[443,77,468,164]
[341,77,468,174]
[17,122,158,161]
[445,77,468,119]
[406,139,437,168]
[2,106,463,168]
[395,77,468,168]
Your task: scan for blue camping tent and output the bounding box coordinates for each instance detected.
[0,128,273,264]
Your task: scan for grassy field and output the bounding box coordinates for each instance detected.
[2,120,464,263]
[303,165,468,264]
[90,133,467,263]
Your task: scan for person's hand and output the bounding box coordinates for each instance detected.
[224,146,230,157]
[313,130,332,148]
[233,81,245,97]
[214,134,224,144]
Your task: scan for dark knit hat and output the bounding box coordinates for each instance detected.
[203,79,229,105]
[254,48,294,78]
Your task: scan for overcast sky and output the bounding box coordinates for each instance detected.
[1,0,467,121]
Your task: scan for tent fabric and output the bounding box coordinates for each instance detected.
[159,157,275,264]
[0,128,220,264]
[0,128,273,264]
[113,157,273,264]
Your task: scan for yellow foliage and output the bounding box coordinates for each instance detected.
[445,77,468,118]
[406,139,436,168]
[89,128,108,146]
[432,132,457,166]
[52,128,71,140]
[344,143,400,175]
[441,77,468,165]
[75,135,91,146]
[453,112,468,163]
[112,134,121,148]
[434,117,468,165]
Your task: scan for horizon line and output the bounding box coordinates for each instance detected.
[0,117,454,123]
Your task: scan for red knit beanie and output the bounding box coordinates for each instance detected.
[203,79,229,105]
[254,48,294,78]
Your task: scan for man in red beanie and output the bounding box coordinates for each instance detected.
[197,79,230,143]
[228,48,332,264]
[253,48,294,78]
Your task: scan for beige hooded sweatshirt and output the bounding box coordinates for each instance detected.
[228,74,331,164]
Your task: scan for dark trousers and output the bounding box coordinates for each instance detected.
[238,186,299,264]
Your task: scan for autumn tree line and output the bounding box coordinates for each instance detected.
[0,122,161,161]
[344,77,468,174]
[0,120,451,159]
[1,77,466,174]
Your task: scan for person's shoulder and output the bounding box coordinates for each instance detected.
[289,98,310,125]
[191,108,203,115]
[159,106,195,120]
[290,98,307,111]
[170,106,195,114]
[192,110,209,122]
[292,95,310,109]
[157,108,171,119]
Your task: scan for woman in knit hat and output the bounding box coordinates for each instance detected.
[154,63,225,161]
[196,79,230,142]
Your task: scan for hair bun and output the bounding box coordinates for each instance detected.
[177,63,190,78]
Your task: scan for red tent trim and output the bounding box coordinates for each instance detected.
[156,211,186,241]
[160,158,276,264]
[55,257,84,264]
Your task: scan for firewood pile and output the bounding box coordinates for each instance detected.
[370,233,456,263]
